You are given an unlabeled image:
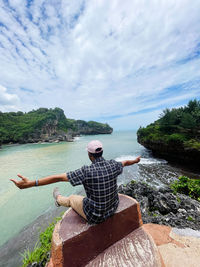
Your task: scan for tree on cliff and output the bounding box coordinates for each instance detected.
[137,99,200,149]
[159,99,200,131]
[0,108,113,145]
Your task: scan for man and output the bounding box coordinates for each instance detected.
[11,140,140,224]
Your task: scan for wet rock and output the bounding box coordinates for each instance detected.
[118,181,200,230]
[149,192,180,215]
[137,136,200,171]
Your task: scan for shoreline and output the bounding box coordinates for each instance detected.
[0,138,75,148]
[0,187,85,267]
[0,130,114,149]
[0,206,67,267]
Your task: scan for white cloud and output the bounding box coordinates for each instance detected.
[0,85,20,111]
[0,0,200,128]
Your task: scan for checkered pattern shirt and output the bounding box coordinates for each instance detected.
[67,157,123,224]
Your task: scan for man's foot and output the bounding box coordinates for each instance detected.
[53,187,61,207]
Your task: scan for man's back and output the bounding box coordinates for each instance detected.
[67,157,123,223]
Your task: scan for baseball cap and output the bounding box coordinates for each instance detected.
[86,140,103,154]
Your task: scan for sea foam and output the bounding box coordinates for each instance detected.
[115,155,167,165]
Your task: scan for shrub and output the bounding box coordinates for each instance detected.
[171,176,200,201]
[184,139,200,150]
[167,133,186,143]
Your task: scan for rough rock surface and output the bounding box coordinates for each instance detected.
[137,136,200,170]
[118,181,200,230]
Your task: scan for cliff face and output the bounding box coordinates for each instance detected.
[0,108,113,145]
[137,135,200,169]
[137,100,200,170]
[74,120,113,135]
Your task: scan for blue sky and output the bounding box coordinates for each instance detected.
[0,0,200,130]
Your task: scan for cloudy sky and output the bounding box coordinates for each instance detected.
[0,0,200,130]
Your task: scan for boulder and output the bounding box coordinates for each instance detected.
[118,181,200,230]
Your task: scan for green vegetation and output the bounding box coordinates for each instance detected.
[184,139,200,150]
[137,99,200,150]
[130,180,136,185]
[171,176,200,201]
[152,213,158,217]
[176,196,181,203]
[0,107,112,145]
[21,215,62,267]
[187,216,195,222]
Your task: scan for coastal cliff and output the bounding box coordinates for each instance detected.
[0,108,113,145]
[137,100,200,169]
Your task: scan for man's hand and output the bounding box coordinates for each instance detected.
[10,173,68,189]
[10,174,33,189]
[122,156,141,167]
[134,156,141,163]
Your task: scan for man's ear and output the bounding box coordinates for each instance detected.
[88,152,94,162]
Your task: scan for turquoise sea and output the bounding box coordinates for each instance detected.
[0,131,199,252]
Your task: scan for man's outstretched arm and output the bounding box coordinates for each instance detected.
[122,156,141,167]
[10,173,68,189]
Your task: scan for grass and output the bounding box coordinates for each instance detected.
[21,214,63,267]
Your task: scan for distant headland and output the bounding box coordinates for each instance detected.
[0,107,113,146]
[137,99,200,170]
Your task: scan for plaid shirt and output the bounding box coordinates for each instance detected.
[67,157,123,224]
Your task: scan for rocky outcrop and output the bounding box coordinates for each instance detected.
[136,100,200,170]
[0,108,113,145]
[74,120,113,135]
[137,136,200,170]
[18,128,73,144]
[118,181,200,230]
[22,129,74,144]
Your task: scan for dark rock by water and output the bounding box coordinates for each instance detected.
[27,253,50,267]
[118,181,200,230]
[137,137,200,170]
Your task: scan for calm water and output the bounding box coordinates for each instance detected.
[0,130,199,247]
